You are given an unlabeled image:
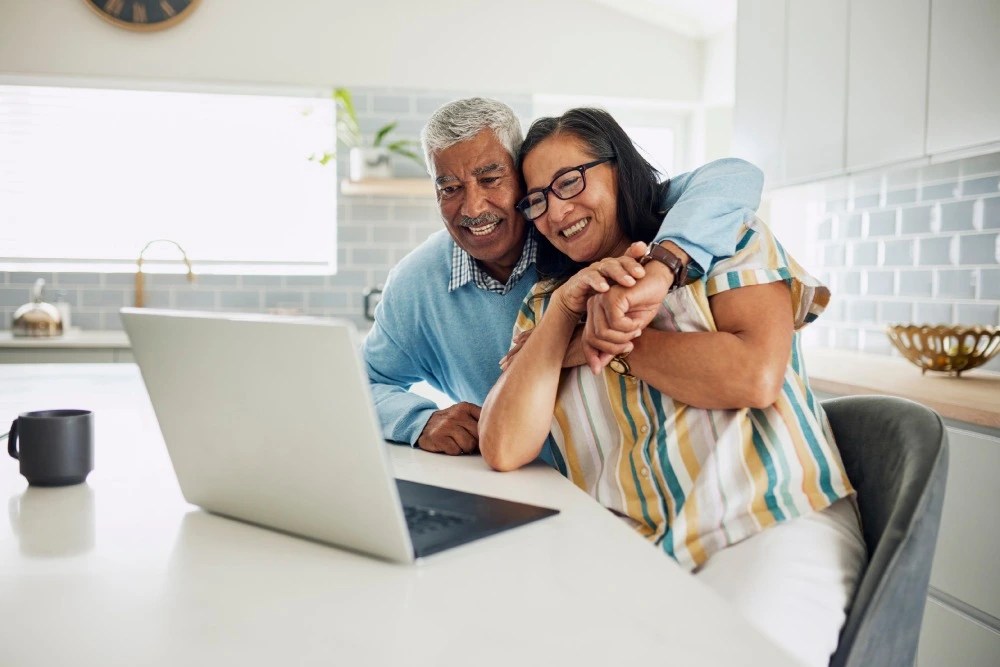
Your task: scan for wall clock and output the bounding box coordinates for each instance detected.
[84,0,201,32]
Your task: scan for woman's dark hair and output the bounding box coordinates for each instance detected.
[516,107,668,280]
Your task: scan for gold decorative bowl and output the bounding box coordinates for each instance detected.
[886,324,1000,376]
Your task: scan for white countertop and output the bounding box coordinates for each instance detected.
[0,364,796,667]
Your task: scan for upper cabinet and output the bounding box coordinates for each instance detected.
[846,0,930,171]
[783,0,848,182]
[735,0,1000,186]
[733,0,788,184]
[926,0,1000,154]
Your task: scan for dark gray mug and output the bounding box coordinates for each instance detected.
[8,409,94,486]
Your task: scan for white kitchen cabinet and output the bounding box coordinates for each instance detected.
[926,0,1000,155]
[917,597,1000,667]
[846,0,930,171]
[928,426,1000,620]
[782,0,848,182]
[733,0,787,184]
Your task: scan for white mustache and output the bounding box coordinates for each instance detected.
[460,214,501,228]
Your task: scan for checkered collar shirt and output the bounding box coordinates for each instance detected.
[448,227,538,295]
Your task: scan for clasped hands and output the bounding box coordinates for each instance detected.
[500,241,677,375]
[420,242,677,455]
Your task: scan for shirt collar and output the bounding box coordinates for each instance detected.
[448,227,538,295]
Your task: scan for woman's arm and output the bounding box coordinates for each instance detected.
[480,259,639,471]
[622,281,794,409]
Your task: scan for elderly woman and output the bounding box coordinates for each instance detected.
[479,108,865,667]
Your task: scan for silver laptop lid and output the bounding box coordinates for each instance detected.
[121,308,415,563]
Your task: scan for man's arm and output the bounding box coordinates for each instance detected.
[654,157,764,275]
[363,290,479,456]
[582,158,763,367]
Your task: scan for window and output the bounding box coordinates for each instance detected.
[532,94,691,179]
[0,81,337,274]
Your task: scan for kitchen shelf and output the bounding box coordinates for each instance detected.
[339,178,434,198]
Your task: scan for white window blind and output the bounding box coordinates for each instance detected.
[0,83,337,273]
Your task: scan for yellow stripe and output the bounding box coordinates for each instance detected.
[673,407,709,565]
[553,400,586,488]
[772,393,824,510]
[605,372,647,525]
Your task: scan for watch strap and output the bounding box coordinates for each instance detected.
[640,242,688,292]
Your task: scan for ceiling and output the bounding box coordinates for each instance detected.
[588,0,737,39]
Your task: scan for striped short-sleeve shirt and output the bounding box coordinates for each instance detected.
[513,218,855,571]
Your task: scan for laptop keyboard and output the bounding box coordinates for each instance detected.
[403,504,474,536]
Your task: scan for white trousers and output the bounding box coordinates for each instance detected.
[694,497,867,667]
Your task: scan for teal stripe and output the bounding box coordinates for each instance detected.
[750,427,786,522]
[791,336,818,415]
[783,383,838,502]
[651,392,685,510]
[735,227,756,253]
[547,434,568,476]
[751,408,797,512]
[727,271,741,289]
[618,376,655,530]
[638,389,671,541]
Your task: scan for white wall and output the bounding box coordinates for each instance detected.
[0,0,702,100]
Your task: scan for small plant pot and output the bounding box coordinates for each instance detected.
[349,147,392,181]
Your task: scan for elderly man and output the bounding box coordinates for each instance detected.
[363,98,763,456]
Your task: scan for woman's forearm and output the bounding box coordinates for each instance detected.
[480,303,579,472]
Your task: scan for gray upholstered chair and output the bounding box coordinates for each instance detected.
[824,395,949,667]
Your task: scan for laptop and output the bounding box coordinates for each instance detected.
[120,308,558,563]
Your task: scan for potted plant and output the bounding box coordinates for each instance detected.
[310,88,423,181]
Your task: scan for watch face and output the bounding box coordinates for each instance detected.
[609,357,630,376]
[85,0,201,31]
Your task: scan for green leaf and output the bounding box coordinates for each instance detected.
[373,122,397,147]
[332,87,362,148]
[386,142,424,167]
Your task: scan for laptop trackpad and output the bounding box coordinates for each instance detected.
[395,479,559,558]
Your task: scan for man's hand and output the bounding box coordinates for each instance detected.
[416,403,481,455]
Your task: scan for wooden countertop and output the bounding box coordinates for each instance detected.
[804,347,1000,429]
[0,330,129,348]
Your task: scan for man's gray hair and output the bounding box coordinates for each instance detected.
[421,97,524,178]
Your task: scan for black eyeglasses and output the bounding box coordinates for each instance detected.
[516,157,613,221]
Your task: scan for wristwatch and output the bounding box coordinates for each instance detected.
[608,351,632,376]
[640,242,688,292]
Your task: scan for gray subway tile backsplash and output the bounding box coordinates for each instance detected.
[900,205,933,234]
[879,301,913,324]
[983,196,1000,229]
[914,302,953,324]
[935,269,976,299]
[939,200,976,232]
[882,240,914,266]
[962,176,1000,197]
[956,304,999,326]
[866,210,896,237]
[897,270,933,297]
[850,241,878,267]
[885,188,917,206]
[958,233,1000,265]
[920,182,960,202]
[981,269,1000,299]
[917,237,953,266]
[864,271,894,296]
[770,149,1000,358]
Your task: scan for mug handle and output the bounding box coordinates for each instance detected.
[7,418,17,460]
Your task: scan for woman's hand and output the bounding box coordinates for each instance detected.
[552,254,647,316]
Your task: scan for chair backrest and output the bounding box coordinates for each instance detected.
[823,395,949,667]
